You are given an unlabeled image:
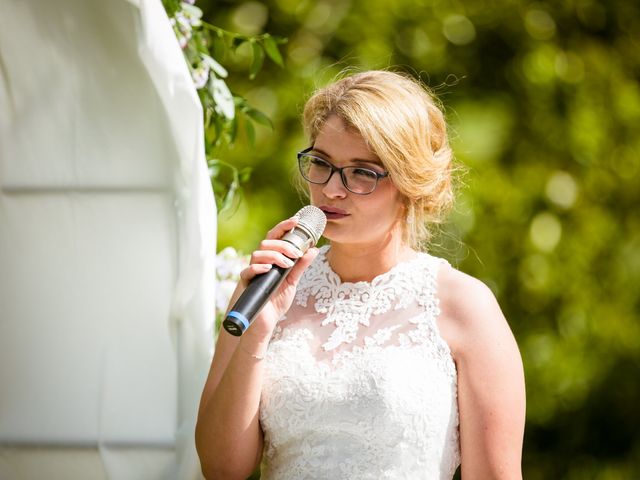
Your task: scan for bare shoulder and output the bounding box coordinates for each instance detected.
[434,262,514,360]
[435,262,526,476]
[436,262,503,329]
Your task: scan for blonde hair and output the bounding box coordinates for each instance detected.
[302,70,455,248]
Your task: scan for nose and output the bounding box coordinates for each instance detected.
[321,170,348,198]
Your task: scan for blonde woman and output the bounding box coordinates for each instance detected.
[196,70,526,479]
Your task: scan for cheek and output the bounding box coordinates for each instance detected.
[308,185,322,204]
[358,193,403,225]
[373,186,403,213]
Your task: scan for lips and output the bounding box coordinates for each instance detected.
[320,205,349,220]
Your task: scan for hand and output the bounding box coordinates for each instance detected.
[233,216,320,340]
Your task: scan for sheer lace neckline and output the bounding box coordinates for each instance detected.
[318,245,426,286]
[288,245,448,353]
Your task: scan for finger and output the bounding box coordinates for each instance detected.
[265,216,299,240]
[239,263,273,285]
[256,239,304,259]
[284,247,320,286]
[250,250,296,269]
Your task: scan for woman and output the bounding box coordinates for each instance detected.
[195,70,526,479]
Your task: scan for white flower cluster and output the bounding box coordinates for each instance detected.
[191,62,209,89]
[168,1,235,104]
[215,247,250,318]
[169,2,202,49]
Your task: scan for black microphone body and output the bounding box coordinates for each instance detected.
[223,255,296,337]
[222,206,326,337]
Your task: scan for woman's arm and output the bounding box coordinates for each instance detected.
[438,267,526,480]
[195,217,319,479]
[195,323,268,479]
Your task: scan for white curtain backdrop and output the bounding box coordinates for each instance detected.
[0,0,215,478]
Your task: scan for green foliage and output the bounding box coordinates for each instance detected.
[196,0,640,477]
[162,0,285,213]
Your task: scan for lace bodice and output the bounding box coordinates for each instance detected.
[259,246,460,479]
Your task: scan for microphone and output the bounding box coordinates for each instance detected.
[222,205,327,336]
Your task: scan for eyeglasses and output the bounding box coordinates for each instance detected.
[297,147,389,195]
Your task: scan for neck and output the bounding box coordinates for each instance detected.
[326,234,416,283]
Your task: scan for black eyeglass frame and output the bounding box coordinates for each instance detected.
[296,147,390,195]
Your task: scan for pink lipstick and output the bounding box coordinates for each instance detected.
[320,205,349,220]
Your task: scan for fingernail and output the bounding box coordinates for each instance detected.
[284,258,295,267]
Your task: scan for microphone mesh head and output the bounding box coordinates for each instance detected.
[294,205,327,245]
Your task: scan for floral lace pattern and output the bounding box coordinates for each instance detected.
[260,246,460,479]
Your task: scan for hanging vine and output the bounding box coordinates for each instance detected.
[162,0,285,213]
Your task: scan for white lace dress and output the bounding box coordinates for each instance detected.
[259,246,460,479]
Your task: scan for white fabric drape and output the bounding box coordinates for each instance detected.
[0,0,215,478]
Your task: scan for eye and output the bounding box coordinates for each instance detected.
[352,167,378,179]
[309,156,331,167]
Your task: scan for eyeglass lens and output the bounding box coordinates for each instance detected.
[299,155,380,194]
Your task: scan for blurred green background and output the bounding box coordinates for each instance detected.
[199,0,640,477]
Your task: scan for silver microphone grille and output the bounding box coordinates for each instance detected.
[294,205,327,245]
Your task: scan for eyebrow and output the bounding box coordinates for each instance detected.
[311,147,383,167]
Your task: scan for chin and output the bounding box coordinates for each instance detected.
[321,224,352,244]
[323,227,375,246]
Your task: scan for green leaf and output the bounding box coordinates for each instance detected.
[161,0,181,17]
[239,167,252,183]
[216,179,232,212]
[245,107,273,129]
[220,170,240,213]
[263,35,284,67]
[234,94,247,108]
[193,33,208,54]
[249,41,265,80]
[208,116,223,148]
[229,116,238,144]
[209,159,244,214]
[211,34,227,62]
[244,118,256,147]
[207,158,221,177]
[203,107,212,129]
[231,36,246,51]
